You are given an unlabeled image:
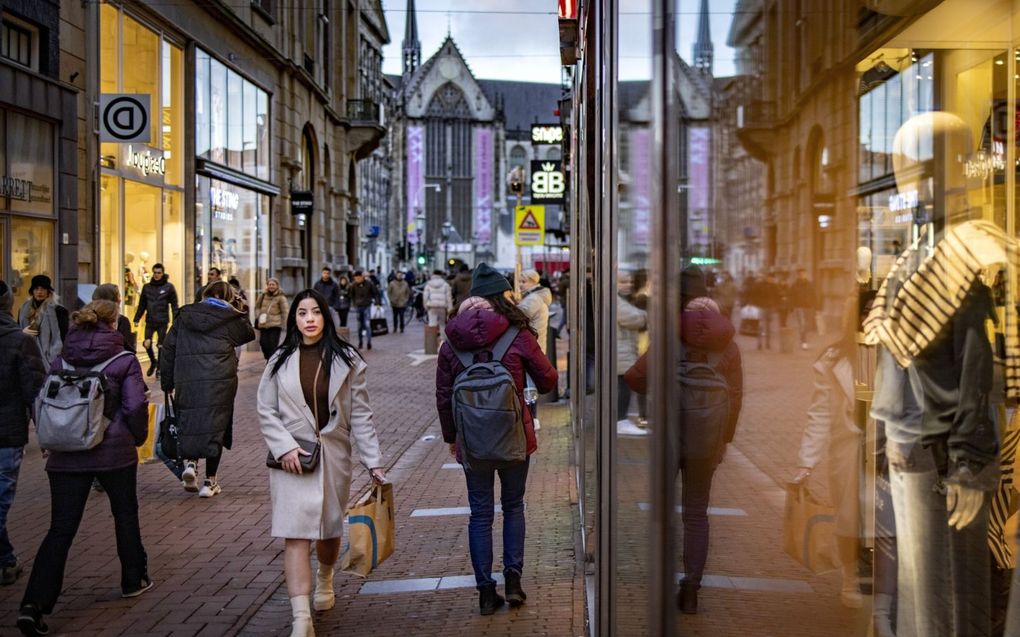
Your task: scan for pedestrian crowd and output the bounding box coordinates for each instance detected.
[0,262,565,636]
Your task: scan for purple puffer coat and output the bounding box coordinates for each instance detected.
[45,325,149,473]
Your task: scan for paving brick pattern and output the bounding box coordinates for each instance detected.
[0,318,585,636]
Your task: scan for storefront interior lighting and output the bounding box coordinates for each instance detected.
[996,59,1004,65]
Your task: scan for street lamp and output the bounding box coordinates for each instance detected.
[407,183,441,265]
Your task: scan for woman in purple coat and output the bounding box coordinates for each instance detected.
[17,300,151,637]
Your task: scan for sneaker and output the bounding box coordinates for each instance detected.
[199,479,221,498]
[122,577,155,598]
[181,462,198,493]
[533,418,541,431]
[1,560,22,585]
[617,419,649,437]
[16,603,49,636]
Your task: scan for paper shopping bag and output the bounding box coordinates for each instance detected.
[783,483,839,574]
[137,403,159,463]
[340,482,395,577]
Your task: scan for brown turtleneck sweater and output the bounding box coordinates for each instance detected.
[299,343,330,430]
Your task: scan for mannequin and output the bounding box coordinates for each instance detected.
[865,111,1008,637]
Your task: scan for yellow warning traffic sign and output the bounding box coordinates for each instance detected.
[515,205,545,246]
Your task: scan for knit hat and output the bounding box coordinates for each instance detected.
[521,269,541,285]
[471,263,512,298]
[0,280,11,315]
[30,274,54,292]
[680,266,708,304]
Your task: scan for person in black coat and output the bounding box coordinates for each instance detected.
[160,280,255,498]
[132,263,179,377]
[0,280,46,585]
[313,267,340,311]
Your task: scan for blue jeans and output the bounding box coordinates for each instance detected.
[356,306,372,346]
[464,458,531,588]
[0,447,23,567]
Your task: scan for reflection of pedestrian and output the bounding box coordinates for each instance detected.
[387,272,412,333]
[18,300,151,636]
[751,273,780,350]
[350,271,380,350]
[712,271,737,319]
[616,271,647,436]
[132,264,178,378]
[255,279,289,360]
[789,269,817,350]
[18,275,69,366]
[160,281,255,498]
[258,289,385,636]
[0,280,46,587]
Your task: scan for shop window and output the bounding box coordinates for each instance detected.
[121,15,159,146]
[227,71,243,169]
[195,176,269,303]
[162,41,184,186]
[196,50,210,159]
[7,112,54,216]
[1,13,38,72]
[251,0,276,23]
[210,57,227,165]
[99,4,118,94]
[257,90,269,181]
[99,175,122,294]
[10,216,53,311]
[243,81,257,174]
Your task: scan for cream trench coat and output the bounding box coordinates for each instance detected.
[258,351,382,539]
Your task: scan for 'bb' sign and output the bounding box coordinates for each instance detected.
[530,160,565,204]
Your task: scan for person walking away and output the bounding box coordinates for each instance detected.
[350,270,380,350]
[387,272,412,333]
[255,279,289,360]
[517,269,553,429]
[132,263,178,377]
[313,268,340,319]
[435,263,558,615]
[752,273,780,350]
[17,300,151,636]
[159,281,255,497]
[335,275,352,328]
[258,289,385,637]
[18,274,69,366]
[616,271,647,436]
[424,270,453,340]
[789,269,817,350]
[623,266,743,615]
[93,284,136,352]
[194,266,222,303]
[712,271,738,320]
[450,264,473,307]
[0,280,45,587]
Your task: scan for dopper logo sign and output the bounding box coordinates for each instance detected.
[100,94,151,143]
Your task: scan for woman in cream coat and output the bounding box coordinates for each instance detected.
[258,289,385,637]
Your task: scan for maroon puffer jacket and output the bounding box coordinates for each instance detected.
[45,325,149,473]
[436,308,558,456]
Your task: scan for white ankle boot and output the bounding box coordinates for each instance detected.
[313,566,335,611]
[290,595,315,637]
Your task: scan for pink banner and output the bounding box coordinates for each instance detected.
[406,126,424,244]
[474,128,493,244]
[628,127,650,245]
[688,127,710,211]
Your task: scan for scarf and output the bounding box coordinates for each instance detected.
[863,220,1020,399]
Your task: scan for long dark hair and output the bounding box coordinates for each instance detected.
[485,293,538,338]
[270,289,360,376]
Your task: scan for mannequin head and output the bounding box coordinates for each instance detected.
[892,111,974,226]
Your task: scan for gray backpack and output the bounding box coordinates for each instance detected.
[449,326,526,470]
[35,351,133,452]
[676,344,730,465]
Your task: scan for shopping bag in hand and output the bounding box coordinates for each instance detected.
[137,403,159,463]
[340,482,395,577]
[783,483,838,574]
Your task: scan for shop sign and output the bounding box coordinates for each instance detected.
[99,94,151,143]
[530,160,565,204]
[291,190,313,215]
[0,176,32,201]
[123,146,166,177]
[888,189,918,213]
[211,186,240,221]
[964,146,1005,180]
[531,124,564,145]
[515,205,545,246]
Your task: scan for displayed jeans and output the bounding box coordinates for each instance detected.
[22,466,147,613]
[0,446,24,567]
[463,458,530,588]
[678,457,718,584]
[356,306,372,346]
[888,442,991,637]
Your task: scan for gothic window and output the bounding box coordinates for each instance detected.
[426,82,472,119]
[510,145,527,168]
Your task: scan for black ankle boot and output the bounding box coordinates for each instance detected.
[478,584,505,616]
[504,571,527,608]
[678,579,699,614]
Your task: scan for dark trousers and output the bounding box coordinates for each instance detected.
[392,306,406,332]
[464,458,530,588]
[617,375,632,421]
[259,328,281,360]
[337,308,349,327]
[0,447,23,567]
[678,458,718,584]
[22,466,147,613]
[356,306,372,346]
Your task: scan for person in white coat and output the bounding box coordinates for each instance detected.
[423,270,454,340]
[258,289,386,637]
[616,271,647,436]
[517,269,552,355]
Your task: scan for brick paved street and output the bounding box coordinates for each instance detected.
[0,318,585,636]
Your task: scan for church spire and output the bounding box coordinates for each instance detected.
[402,0,421,76]
[693,0,713,75]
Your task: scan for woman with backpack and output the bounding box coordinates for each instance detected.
[160,281,255,498]
[257,289,385,637]
[17,300,151,637]
[435,263,558,616]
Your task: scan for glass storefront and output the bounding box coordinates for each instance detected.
[99,4,185,336]
[567,0,1020,634]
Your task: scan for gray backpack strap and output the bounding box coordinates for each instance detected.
[448,343,475,370]
[491,326,520,362]
[91,351,134,373]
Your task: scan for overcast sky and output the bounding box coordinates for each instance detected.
[380,0,738,84]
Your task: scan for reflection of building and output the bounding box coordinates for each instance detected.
[87,0,388,304]
[0,3,81,311]
[357,9,393,273]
